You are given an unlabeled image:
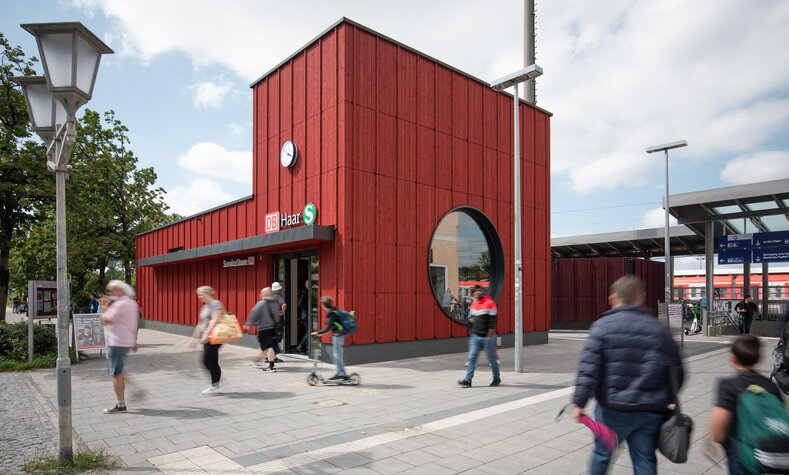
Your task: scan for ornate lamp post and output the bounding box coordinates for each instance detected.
[14,22,112,463]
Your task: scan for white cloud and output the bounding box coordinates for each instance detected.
[72,0,789,195]
[189,80,233,109]
[228,122,245,137]
[720,150,789,185]
[177,142,252,183]
[642,207,678,228]
[165,178,234,216]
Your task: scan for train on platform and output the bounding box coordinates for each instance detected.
[673,270,789,300]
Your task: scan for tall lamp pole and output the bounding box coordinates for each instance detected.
[646,140,688,305]
[491,64,543,373]
[15,22,112,464]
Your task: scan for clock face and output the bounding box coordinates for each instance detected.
[280,140,297,168]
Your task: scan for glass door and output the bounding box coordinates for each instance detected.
[272,251,318,355]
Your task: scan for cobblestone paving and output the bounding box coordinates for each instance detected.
[0,372,57,474]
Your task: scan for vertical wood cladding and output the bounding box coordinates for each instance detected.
[135,20,551,345]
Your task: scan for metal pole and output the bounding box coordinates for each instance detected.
[704,220,714,336]
[513,82,523,373]
[55,159,73,462]
[524,0,536,103]
[663,149,671,304]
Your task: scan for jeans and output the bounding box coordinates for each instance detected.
[739,318,752,334]
[332,334,346,376]
[590,405,665,475]
[464,334,500,382]
[203,343,222,385]
[727,452,748,475]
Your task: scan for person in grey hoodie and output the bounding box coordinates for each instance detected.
[244,287,280,373]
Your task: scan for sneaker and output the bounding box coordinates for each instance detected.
[490,378,501,387]
[201,386,222,396]
[103,403,127,414]
[457,379,472,388]
[329,374,343,381]
[264,367,277,373]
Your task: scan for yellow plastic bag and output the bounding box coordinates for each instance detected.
[208,313,242,344]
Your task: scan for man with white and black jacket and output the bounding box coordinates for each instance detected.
[572,275,684,475]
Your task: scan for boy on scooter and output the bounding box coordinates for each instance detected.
[312,296,350,381]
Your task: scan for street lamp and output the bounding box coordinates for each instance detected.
[490,64,543,374]
[14,21,112,464]
[646,140,688,306]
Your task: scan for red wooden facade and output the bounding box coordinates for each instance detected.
[136,19,552,349]
[551,258,664,326]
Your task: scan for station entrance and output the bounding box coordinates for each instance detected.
[272,251,319,354]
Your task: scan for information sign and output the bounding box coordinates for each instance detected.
[753,248,789,264]
[753,231,789,249]
[717,235,752,250]
[718,249,750,265]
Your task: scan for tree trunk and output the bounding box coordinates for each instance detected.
[124,259,131,285]
[0,247,9,322]
[98,258,107,292]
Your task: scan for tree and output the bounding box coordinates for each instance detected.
[0,32,53,321]
[69,110,172,286]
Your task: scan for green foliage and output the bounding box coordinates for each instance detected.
[21,446,115,474]
[0,32,53,322]
[0,321,76,372]
[0,321,57,360]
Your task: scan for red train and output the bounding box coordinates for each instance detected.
[673,270,789,301]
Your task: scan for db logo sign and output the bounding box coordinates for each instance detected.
[265,212,280,234]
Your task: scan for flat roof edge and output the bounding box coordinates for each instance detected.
[138,225,335,266]
[136,195,254,238]
[670,178,789,207]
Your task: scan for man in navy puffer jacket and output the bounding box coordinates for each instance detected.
[572,275,684,475]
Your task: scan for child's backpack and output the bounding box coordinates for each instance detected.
[332,309,358,336]
[736,384,789,474]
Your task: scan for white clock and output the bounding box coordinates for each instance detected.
[280,140,297,168]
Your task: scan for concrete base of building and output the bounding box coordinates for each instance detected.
[707,320,782,338]
[550,321,592,331]
[139,319,549,364]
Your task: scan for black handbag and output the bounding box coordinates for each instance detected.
[658,363,693,463]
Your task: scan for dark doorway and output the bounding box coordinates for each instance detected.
[272,251,319,355]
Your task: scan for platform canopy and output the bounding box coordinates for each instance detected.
[668,178,789,236]
[551,226,704,259]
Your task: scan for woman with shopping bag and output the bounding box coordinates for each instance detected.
[190,286,226,396]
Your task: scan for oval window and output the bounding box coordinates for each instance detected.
[428,208,504,323]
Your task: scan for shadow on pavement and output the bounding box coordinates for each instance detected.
[130,406,227,418]
[222,390,296,400]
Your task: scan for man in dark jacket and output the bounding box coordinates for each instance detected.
[244,287,279,373]
[735,294,757,334]
[572,275,684,475]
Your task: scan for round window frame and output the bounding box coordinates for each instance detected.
[427,206,505,323]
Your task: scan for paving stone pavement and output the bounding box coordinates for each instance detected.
[2,321,777,474]
[0,372,58,474]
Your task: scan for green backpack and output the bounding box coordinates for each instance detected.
[735,384,789,474]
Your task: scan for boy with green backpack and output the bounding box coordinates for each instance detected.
[711,335,789,474]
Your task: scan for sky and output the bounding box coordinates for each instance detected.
[2,0,789,271]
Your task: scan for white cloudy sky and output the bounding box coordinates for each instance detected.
[3,0,788,229]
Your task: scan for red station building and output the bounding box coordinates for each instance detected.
[135,18,552,363]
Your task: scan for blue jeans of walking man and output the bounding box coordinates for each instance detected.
[332,334,346,376]
[591,405,665,475]
[465,334,500,382]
